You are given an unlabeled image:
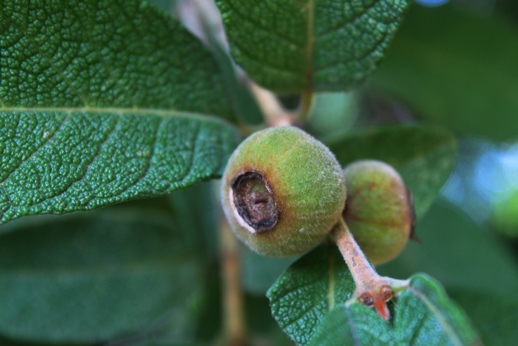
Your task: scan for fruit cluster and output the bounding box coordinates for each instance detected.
[221,126,414,261]
[220,126,416,319]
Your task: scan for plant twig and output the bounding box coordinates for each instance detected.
[219,218,247,346]
[249,82,296,127]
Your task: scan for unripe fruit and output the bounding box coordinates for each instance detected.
[342,160,415,265]
[221,126,346,257]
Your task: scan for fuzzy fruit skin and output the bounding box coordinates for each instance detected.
[343,160,414,265]
[221,126,346,257]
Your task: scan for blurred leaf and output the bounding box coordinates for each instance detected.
[379,200,518,296]
[492,189,518,237]
[309,274,479,346]
[450,290,518,346]
[168,181,220,259]
[307,92,358,138]
[216,0,410,93]
[370,5,518,141]
[0,0,242,225]
[241,245,296,295]
[267,242,355,346]
[326,125,456,219]
[0,209,203,343]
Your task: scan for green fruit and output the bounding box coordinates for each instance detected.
[343,160,415,265]
[221,126,346,257]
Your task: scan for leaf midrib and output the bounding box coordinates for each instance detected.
[409,286,463,346]
[0,106,231,125]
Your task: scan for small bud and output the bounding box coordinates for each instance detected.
[221,126,346,257]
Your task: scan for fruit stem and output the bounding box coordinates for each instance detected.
[297,87,314,121]
[331,218,409,320]
[249,82,296,127]
[219,219,247,346]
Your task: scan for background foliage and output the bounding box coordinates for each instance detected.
[1,0,517,345]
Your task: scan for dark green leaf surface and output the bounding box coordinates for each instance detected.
[396,274,479,346]
[379,200,518,297]
[450,290,518,346]
[0,209,203,343]
[267,242,355,346]
[326,125,456,219]
[241,245,296,295]
[269,243,479,345]
[309,274,479,346]
[307,304,392,346]
[216,0,410,93]
[370,5,518,141]
[0,0,241,224]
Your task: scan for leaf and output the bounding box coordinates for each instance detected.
[307,304,393,346]
[267,242,355,346]
[268,242,479,345]
[0,208,203,343]
[395,274,479,346]
[0,1,242,224]
[369,4,518,141]
[326,125,457,219]
[241,245,297,295]
[379,200,518,297]
[216,0,410,93]
[450,290,518,346]
[308,274,479,346]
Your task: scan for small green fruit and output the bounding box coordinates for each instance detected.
[221,126,346,257]
[343,160,415,265]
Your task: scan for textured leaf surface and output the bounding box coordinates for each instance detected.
[216,0,410,92]
[267,243,355,346]
[307,304,392,346]
[309,274,479,346]
[0,0,241,224]
[370,5,518,141]
[269,243,479,345]
[0,208,203,343]
[326,125,456,219]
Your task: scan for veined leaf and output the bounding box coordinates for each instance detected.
[267,243,355,346]
[216,0,410,93]
[326,125,456,219]
[268,244,479,345]
[0,1,242,224]
[309,275,479,345]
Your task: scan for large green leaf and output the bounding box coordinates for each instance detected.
[0,208,203,343]
[369,5,518,141]
[0,0,241,224]
[308,274,479,346]
[268,242,479,345]
[326,125,456,219]
[216,0,410,93]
